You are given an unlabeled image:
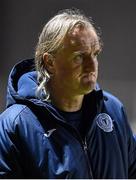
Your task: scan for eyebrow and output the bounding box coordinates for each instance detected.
[72,47,101,56]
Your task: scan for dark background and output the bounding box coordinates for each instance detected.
[1,0,136,130]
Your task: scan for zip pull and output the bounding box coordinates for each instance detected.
[83,137,93,179]
[83,138,88,151]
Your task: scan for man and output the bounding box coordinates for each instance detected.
[0,9,136,178]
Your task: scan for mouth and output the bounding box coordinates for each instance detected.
[83,72,96,78]
[82,72,96,82]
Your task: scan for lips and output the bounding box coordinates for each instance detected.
[82,72,96,82]
[83,72,96,78]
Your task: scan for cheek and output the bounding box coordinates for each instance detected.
[71,66,83,80]
[55,62,68,75]
[55,66,74,81]
[62,63,82,76]
[54,57,82,81]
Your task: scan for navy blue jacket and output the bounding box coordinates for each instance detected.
[0,59,136,178]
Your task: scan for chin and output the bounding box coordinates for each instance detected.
[84,88,94,95]
[79,84,95,95]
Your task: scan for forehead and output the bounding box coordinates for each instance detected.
[63,26,100,52]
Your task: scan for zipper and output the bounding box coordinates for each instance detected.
[74,131,93,178]
[68,126,94,178]
[59,121,94,178]
[83,136,93,178]
[56,121,94,179]
[40,106,94,178]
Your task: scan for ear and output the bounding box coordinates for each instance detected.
[43,53,55,74]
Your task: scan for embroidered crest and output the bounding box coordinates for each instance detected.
[96,113,113,132]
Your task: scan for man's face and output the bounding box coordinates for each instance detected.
[52,25,101,96]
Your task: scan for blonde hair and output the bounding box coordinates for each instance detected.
[35,8,101,100]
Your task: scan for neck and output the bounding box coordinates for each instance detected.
[48,83,84,112]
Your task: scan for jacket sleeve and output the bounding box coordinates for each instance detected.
[0,111,23,178]
[104,92,136,178]
[121,107,136,178]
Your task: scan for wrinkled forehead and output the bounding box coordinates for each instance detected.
[64,25,100,52]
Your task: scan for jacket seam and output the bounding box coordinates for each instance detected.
[12,105,29,128]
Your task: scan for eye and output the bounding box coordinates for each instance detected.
[73,54,83,65]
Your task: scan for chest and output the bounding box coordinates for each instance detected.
[22,117,128,178]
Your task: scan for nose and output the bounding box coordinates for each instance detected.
[83,56,98,73]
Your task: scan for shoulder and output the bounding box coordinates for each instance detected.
[0,104,27,122]
[0,104,38,131]
[103,90,126,122]
[103,91,133,139]
[103,90,124,111]
[103,90,123,107]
